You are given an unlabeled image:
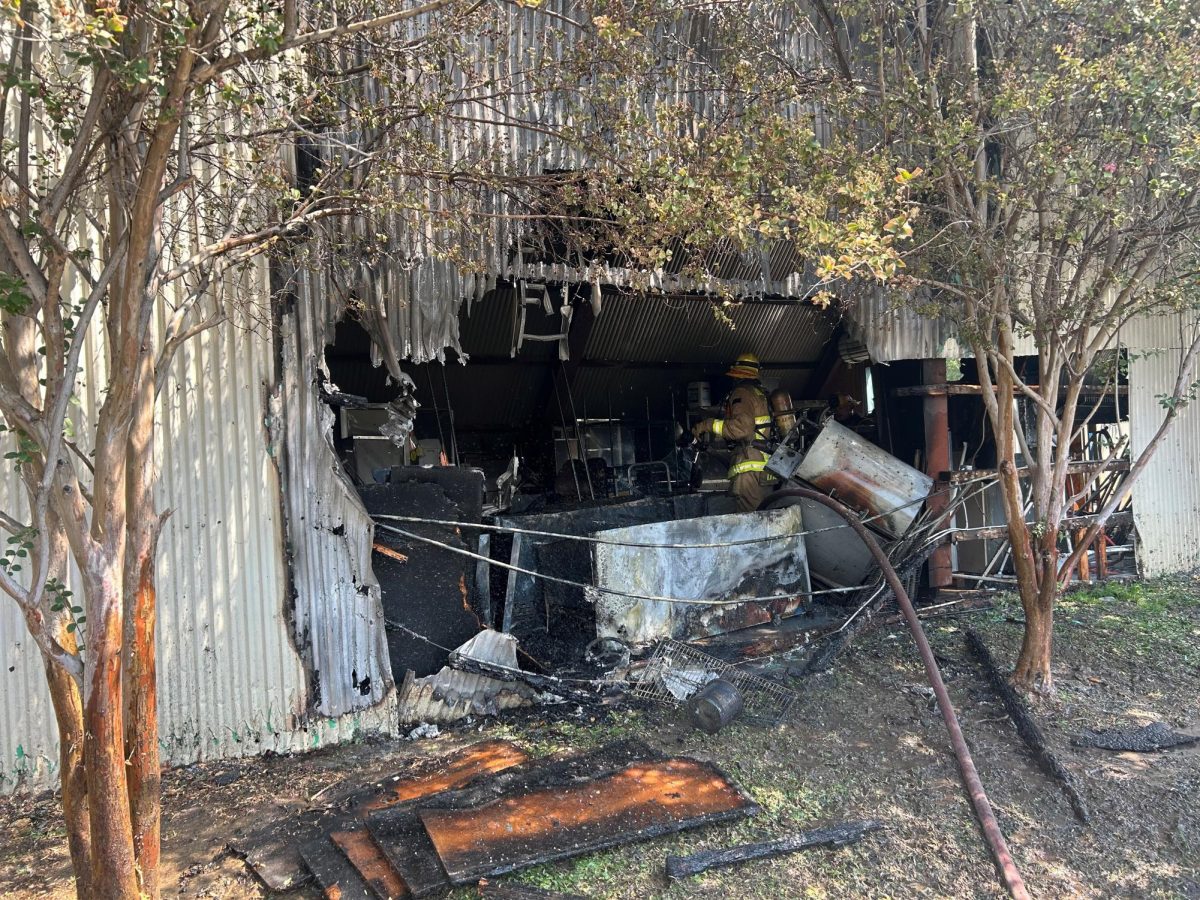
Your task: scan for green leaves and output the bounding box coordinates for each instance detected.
[0,273,31,315]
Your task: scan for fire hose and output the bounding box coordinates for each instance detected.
[766,488,1030,900]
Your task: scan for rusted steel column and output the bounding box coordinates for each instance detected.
[922,359,954,588]
[772,488,1031,900]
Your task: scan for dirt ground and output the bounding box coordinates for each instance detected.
[2,578,1198,899]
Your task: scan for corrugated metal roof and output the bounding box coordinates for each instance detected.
[315,0,829,366]
[584,293,835,365]
[844,287,1038,363]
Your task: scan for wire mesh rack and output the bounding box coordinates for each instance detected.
[632,638,798,726]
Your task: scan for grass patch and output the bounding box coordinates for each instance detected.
[1059,577,1200,668]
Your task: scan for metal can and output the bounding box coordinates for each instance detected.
[686,678,745,734]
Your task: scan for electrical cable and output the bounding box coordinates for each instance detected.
[384,619,618,687]
[375,522,861,607]
[371,481,974,550]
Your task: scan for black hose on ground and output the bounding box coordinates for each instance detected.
[768,488,1030,900]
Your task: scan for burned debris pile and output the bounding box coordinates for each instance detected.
[360,417,953,740]
[233,739,761,898]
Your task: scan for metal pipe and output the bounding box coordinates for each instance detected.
[769,488,1030,900]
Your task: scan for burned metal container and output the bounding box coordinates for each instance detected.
[795,420,933,537]
[687,679,745,734]
[590,505,811,646]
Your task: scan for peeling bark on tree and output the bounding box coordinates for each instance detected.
[45,647,92,899]
[83,580,139,898]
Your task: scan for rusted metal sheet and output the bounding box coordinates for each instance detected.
[796,420,933,537]
[418,759,758,884]
[590,506,811,646]
[236,740,528,890]
[922,360,953,588]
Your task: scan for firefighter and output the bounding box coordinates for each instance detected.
[691,353,775,512]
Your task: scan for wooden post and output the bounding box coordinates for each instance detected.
[922,359,953,589]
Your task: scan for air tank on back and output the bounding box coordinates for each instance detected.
[768,388,796,437]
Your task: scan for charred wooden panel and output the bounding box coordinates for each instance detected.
[330,828,411,899]
[418,759,758,884]
[235,740,527,891]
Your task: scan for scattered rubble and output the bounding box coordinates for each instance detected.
[397,630,537,725]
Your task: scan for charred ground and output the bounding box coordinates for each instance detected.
[2,578,1197,899]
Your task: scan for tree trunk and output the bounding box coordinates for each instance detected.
[83,577,139,898]
[125,353,162,898]
[125,547,161,898]
[44,655,92,900]
[1012,533,1058,694]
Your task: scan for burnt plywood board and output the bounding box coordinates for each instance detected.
[300,832,378,900]
[418,758,759,884]
[236,740,528,891]
[416,740,662,813]
[330,826,412,899]
[368,809,453,899]
[366,742,661,898]
[360,740,531,812]
[362,480,482,676]
[238,808,332,891]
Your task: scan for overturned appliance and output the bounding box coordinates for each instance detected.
[589,505,811,646]
[766,419,933,539]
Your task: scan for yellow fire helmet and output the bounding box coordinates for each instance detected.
[725,353,761,380]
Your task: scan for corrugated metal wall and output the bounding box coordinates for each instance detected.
[276,276,396,719]
[846,288,1038,364]
[1,261,396,793]
[1126,315,1200,576]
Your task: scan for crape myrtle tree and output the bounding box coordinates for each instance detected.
[0,0,913,895]
[813,0,1200,694]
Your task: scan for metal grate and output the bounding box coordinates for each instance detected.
[632,639,797,726]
